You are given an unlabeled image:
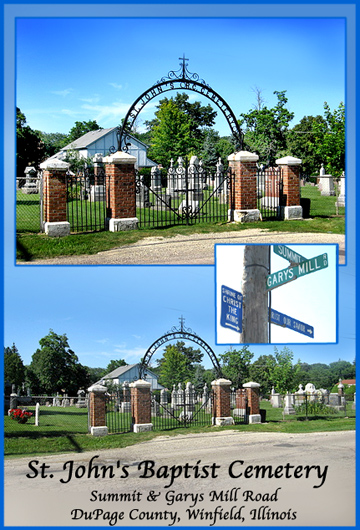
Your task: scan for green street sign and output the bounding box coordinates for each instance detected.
[273,244,306,265]
[266,253,328,290]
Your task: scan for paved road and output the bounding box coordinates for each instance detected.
[19,230,345,265]
[5,430,355,526]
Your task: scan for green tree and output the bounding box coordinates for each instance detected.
[312,102,345,176]
[4,344,25,389]
[248,354,276,395]
[219,346,254,388]
[200,129,220,170]
[156,341,203,382]
[103,359,128,375]
[239,90,294,165]
[328,359,355,383]
[146,93,217,165]
[267,347,301,394]
[287,115,327,177]
[147,100,193,166]
[66,120,101,144]
[38,131,68,158]
[158,346,192,389]
[29,330,90,394]
[86,366,107,384]
[16,107,44,178]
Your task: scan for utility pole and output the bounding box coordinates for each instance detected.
[240,245,270,343]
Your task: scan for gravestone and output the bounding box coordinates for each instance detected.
[336,171,345,207]
[319,164,335,196]
[136,177,151,208]
[76,389,87,408]
[22,166,39,194]
[283,392,296,415]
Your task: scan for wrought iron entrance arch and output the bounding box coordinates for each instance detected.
[139,317,223,379]
[117,55,243,153]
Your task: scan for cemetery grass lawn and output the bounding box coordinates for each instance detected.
[4,403,355,459]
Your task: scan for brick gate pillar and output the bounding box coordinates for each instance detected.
[130,379,153,433]
[211,378,234,426]
[276,155,303,220]
[243,382,261,423]
[40,158,70,236]
[88,383,108,436]
[103,151,139,231]
[227,151,260,223]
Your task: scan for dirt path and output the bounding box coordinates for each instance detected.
[19,229,345,265]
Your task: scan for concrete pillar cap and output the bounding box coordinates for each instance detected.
[87,383,108,393]
[243,382,261,388]
[211,378,232,387]
[130,379,151,388]
[40,158,70,170]
[103,151,136,165]
[228,151,259,162]
[276,155,302,166]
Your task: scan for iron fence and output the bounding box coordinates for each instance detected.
[66,169,108,233]
[151,388,213,430]
[105,390,132,434]
[230,389,248,424]
[136,158,233,229]
[256,166,283,220]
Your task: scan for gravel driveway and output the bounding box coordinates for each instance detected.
[19,229,345,265]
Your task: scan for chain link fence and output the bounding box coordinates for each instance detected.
[16,176,43,233]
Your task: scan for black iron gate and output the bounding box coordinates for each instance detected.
[231,389,248,424]
[257,165,283,220]
[105,387,132,434]
[151,385,213,430]
[136,157,233,228]
[66,168,108,232]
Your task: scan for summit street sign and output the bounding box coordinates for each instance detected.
[270,308,314,338]
[273,245,306,265]
[220,285,243,333]
[266,253,328,290]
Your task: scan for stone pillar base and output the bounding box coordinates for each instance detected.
[248,414,262,424]
[109,217,139,231]
[90,426,108,436]
[133,423,153,433]
[212,416,234,427]
[229,209,261,223]
[281,205,303,220]
[45,221,70,237]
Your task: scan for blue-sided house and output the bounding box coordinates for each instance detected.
[97,363,164,391]
[46,127,157,169]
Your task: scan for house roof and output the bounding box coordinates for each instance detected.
[337,379,356,386]
[62,127,117,150]
[62,127,150,151]
[103,363,138,380]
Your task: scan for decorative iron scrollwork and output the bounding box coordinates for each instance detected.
[117,57,243,153]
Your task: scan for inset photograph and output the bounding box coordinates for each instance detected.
[215,243,337,344]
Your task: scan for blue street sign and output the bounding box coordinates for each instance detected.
[220,285,243,333]
[270,308,314,338]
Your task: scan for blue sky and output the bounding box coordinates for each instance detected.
[3,3,356,377]
[16,16,345,137]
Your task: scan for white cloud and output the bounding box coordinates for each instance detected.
[51,88,73,97]
[80,96,100,104]
[109,82,123,90]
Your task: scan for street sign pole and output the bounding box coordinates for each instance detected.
[241,245,270,343]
